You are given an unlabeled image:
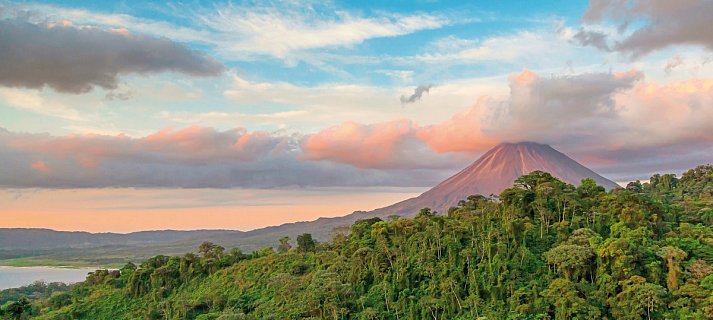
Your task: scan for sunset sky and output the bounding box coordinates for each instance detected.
[1,0,712,232]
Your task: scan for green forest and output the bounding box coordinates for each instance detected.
[2,165,712,319]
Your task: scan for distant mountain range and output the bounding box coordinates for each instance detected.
[0,142,621,266]
[0,229,236,251]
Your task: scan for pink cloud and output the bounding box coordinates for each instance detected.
[300,69,643,166]
[78,156,98,169]
[416,96,496,153]
[614,78,713,146]
[9,126,285,165]
[31,160,49,173]
[298,69,712,181]
[8,133,131,159]
[2,69,712,187]
[301,120,422,169]
[2,125,446,188]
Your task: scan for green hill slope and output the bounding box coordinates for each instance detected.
[3,166,712,319]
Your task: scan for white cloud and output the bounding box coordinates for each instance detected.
[0,88,85,121]
[411,27,573,64]
[158,110,309,128]
[376,70,414,82]
[202,4,449,59]
[224,73,390,106]
[7,3,214,45]
[11,2,449,64]
[220,73,508,132]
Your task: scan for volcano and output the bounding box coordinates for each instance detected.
[6,142,622,254]
[372,141,619,215]
[211,141,621,247]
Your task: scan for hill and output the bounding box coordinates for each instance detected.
[6,165,711,319]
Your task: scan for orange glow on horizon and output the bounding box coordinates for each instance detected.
[0,188,424,233]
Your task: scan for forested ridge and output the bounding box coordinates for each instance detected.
[2,165,712,320]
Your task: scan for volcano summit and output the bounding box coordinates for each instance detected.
[373,142,619,215]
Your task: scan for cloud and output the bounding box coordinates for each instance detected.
[400,85,433,104]
[8,3,215,45]
[0,18,224,93]
[296,69,645,166]
[459,70,713,178]
[415,97,496,153]
[411,30,571,65]
[298,69,644,156]
[199,73,506,135]
[579,0,713,58]
[480,69,644,143]
[611,78,713,148]
[301,120,463,169]
[224,74,390,107]
[572,29,610,51]
[31,160,49,173]
[0,87,85,120]
[2,65,711,188]
[475,70,713,168]
[104,91,132,101]
[9,2,451,69]
[664,55,684,75]
[201,4,449,60]
[299,69,713,181]
[159,110,310,127]
[0,126,453,188]
[377,70,414,82]
[7,126,286,166]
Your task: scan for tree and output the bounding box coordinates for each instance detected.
[578,178,605,198]
[626,180,643,193]
[612,276,667,320]
[3,297,31,320]
[277,237,292,253]
[416,207,435,218]
[657,246,687,290]
[297,233,316,253]
[544,244,595,280]
[198,241,225,260]
[21,165,712,320]
[542,278,600,320]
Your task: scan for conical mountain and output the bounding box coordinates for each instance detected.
[372,142,619,215]
[36,142,619,255]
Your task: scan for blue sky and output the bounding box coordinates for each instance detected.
[7,0,591,85]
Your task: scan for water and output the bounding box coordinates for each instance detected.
[0,266,98,290]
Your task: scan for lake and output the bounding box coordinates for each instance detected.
[0,266,99,290]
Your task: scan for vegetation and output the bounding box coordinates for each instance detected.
[0,282,71,306]
[2,165,712,319]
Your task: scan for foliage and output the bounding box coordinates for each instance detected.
[7,165,712,319]
[0,282,70,306]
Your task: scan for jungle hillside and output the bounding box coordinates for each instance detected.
[2,165,712,320]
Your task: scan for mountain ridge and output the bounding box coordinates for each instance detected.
[0,142,621,263]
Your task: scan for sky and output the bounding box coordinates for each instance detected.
[1,0,712,232]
